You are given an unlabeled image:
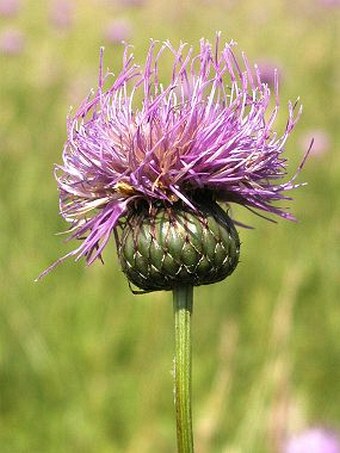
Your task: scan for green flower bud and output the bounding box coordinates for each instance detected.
[117,201,240,292]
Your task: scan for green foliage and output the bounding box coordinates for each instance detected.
[0,1,339,451]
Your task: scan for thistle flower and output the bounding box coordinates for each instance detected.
[284,428,340,453]
[49,0,74,31]
[103,19,132,44]
[318,0,340,8]
[39,35,307,290]
[0,0,20,18]
[299,129,330,158]
[256,59,283,88]
[40,36,308,451]
[117,0,145,6]
[0,27,25,56]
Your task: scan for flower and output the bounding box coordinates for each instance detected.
[117,0,146,6]
[299,129,330,158]
[0,0,20,18]
[284,428,340,453]
[103,19,132,44]
[0,27,25,56]
[318,0,340,8]
[49,0,74,31]
[256,59,283,88]
[38,35,307,281]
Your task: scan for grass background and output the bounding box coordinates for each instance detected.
[0,0,339,451]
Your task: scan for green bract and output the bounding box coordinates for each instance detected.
[117,201,240,292]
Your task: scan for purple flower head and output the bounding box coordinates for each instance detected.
[117,0,146,6]
[103,19,132,44]
[300,129,330,158]
[39,35,307,276]
[0,27,25,56]
[0,0,20,17]
[318,0,340,8]
[256,59,283,88]
[49,0,74,30]
[284,428,340,453]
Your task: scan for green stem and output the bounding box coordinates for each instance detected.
[173,285,194,453]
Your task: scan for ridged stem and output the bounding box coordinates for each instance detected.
[173,285,194,453]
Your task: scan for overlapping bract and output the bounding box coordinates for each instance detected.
[54,35,305,268]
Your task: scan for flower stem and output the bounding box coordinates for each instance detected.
[173,285,194,453]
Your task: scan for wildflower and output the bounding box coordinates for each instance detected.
[0,27,24,56]
[0,0,20,18]
[49,0,74,31]
[39,35,307,289]
[103,19,132,44]
[117,0,145,6]
[299,129,330,158]
[284,428,340,453]
[318,0,340,8]
[256,59,283,88]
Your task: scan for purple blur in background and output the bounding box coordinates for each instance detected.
[103,18,132,44]
[318,0,340,7]
[49,0,74,30]
[300,129,331,158]
[0,0,20,17]
[0,27,24,55]
[284,428,340,453]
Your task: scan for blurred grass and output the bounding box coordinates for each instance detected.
[0,0,339,451]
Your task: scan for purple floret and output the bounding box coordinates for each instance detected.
[40,34,308,275]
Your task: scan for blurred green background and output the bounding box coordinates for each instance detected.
[0,0,339,451]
